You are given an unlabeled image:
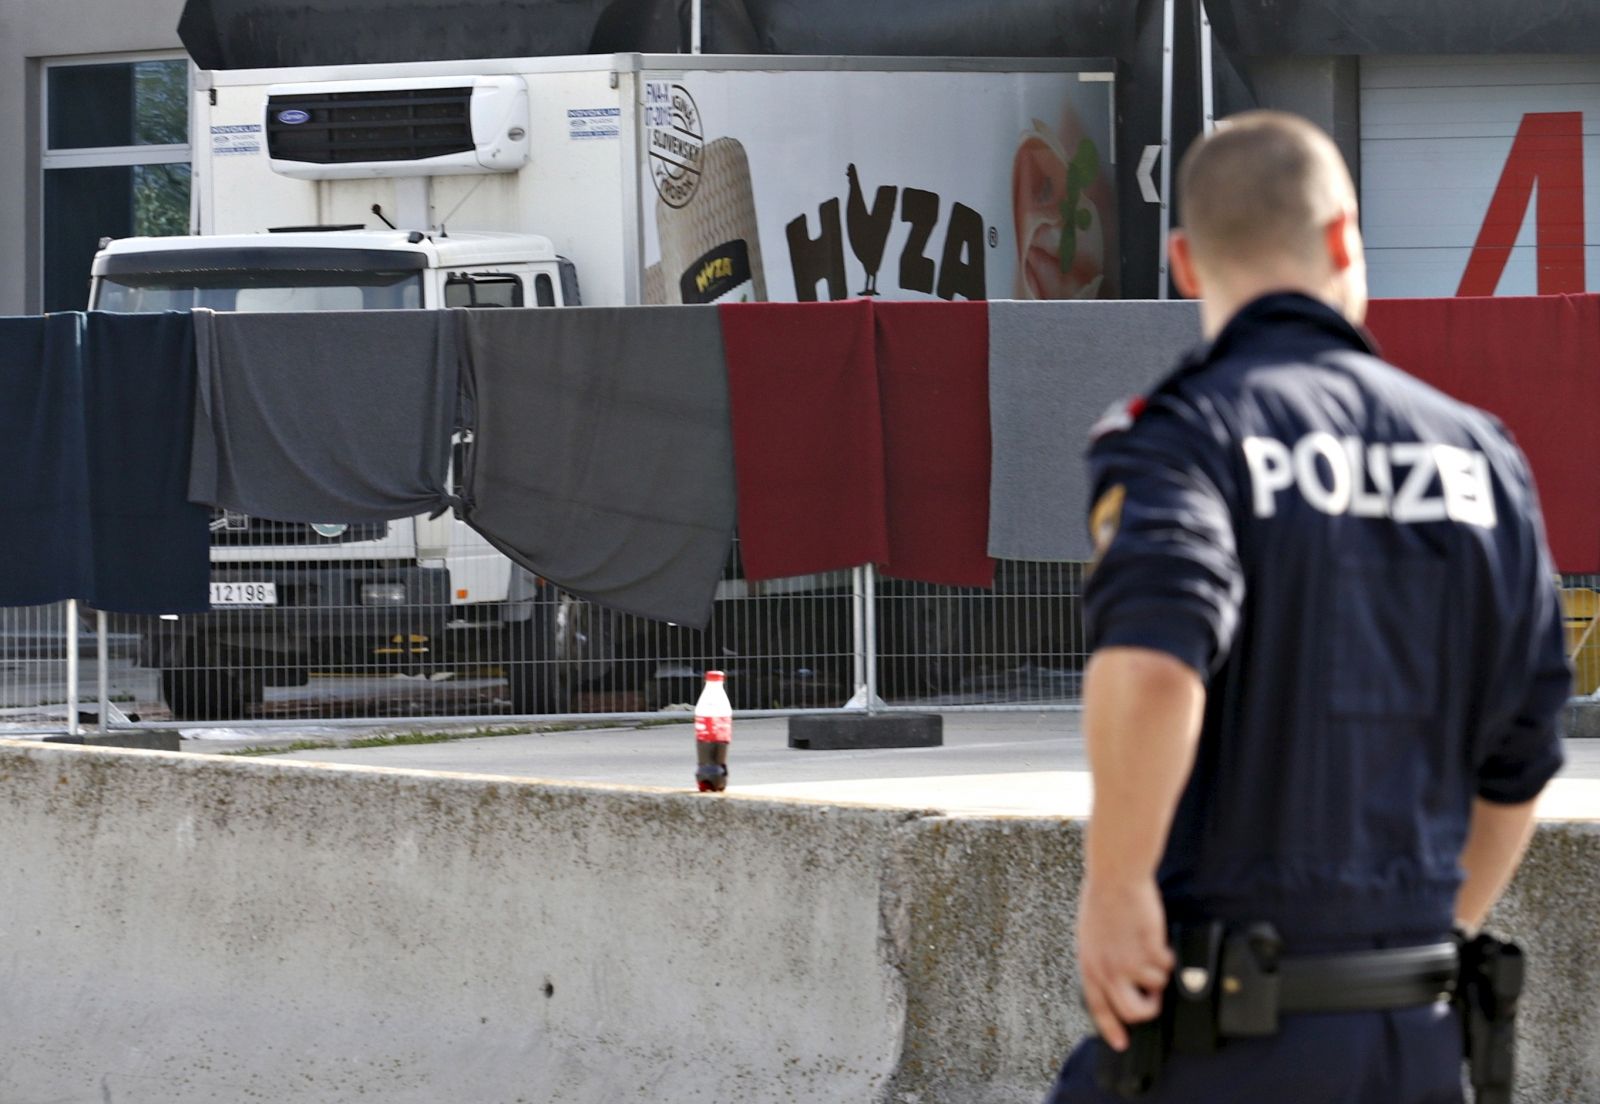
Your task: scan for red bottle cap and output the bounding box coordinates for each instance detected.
[705,670,725,682]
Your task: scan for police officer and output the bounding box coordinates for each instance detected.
[1045,111,1569,1103]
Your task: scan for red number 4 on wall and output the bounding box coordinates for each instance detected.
[1458,111,1586,297]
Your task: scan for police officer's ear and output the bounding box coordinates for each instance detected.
[1323,209,1359,274]
[1169,229,1204,300]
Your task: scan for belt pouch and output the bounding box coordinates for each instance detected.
[1171,921,1224,1055]
[1217,922,1283,1037]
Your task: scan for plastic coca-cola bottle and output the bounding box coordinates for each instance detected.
[694,670,732,793]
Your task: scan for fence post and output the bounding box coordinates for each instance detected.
[65,600,79,739]
[850,565,867,707]
[97,610,109,736]
[846,566,886,712]
[863,566,880,713]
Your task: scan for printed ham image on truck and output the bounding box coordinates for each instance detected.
[90,53,1117,720]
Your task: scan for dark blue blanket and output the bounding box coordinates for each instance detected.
[0,315,91,607]
[84,313,210,614]
[0,313,208,613]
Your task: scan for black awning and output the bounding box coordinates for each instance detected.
[1205,0,1600,57]
[180,0,1600,72]
[180,1,609,69]
[727,0,1139,58]
[179,0,1140,69]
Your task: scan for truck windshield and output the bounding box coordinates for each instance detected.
[94,269,423,312]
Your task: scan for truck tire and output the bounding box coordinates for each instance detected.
[160,665,259,721]
[506,615,567,716]
[263,665,310,688]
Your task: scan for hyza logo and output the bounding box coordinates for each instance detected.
[786,163,988,301]
[645,82,703,209]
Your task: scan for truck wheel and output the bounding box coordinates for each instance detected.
[160,666,257,721]
[506,615,567,716]
[263,665,310,688]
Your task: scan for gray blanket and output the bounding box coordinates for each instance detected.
[189,309,458,522]
[987,299,1201,561]
[460,307,735,629]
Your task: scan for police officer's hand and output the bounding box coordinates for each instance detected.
[1077,874,1174,1051]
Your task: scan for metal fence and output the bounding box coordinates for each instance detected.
[0,552,1088,732]
[6,563,1594,736]
[1565,573,1600,698]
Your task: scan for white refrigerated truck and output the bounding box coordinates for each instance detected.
[89,52,1118,718]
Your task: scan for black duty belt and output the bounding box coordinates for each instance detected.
[1101,923,1469,1099]
[1100,923,1520,1102]
[1167,922,1457,1032]
[1277,941,1459,1013]
[1168,923,1457,1043]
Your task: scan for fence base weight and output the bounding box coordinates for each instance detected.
[788,712,942,751]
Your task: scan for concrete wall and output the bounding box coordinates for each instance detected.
[0,0,186,314]
[0,739,1592,1104]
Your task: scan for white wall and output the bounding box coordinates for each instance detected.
[1362,55,1600,298]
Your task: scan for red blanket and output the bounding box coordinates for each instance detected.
[874,301,996,588]
[1367,294,1600,572]
[720,301,889,579]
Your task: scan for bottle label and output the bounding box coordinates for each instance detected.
[695,714,732,743]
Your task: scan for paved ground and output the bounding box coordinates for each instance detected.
[176,711,1600,822]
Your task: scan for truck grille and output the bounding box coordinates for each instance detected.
[266,87,474,165]
[209,511,389,546]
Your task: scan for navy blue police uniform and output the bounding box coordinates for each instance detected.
[1045,293,1570,1104]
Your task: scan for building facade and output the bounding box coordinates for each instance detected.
[5,0,1598,313]
[0,0,188,315]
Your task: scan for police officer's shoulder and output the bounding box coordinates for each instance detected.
[1088,345,1213,448]
[1338,349,1518,449]
[1326,347,1537,500]
[1089,393,1149,444]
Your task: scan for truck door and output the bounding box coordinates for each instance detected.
[422,266,561,615]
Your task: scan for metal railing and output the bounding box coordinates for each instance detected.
[0,599,152,738]
[5,567,1592,735]
[0,554,1087,731]
[1563,574,1600,698]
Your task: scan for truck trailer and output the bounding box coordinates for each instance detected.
[90,52,1118,719]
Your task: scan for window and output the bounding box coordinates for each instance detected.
[444,273,524,308]
[535,273,556,306]
[96,269,424,313]
[42,57,191,312]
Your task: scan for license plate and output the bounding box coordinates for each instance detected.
[210,581,278,606]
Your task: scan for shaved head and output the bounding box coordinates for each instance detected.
[1179,111,1355,271]
[1170,111,1366,333]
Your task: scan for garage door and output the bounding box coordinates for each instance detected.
[1361,56,1600,298]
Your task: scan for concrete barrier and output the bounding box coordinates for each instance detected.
[0,740,1592,1103]
[1564,699,1600,739]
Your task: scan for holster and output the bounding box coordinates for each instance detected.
[1455,930,1523,1104]
[1095,1011,1169,1099]
[1095,922,1282,1100]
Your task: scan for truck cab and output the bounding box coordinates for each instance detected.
[89,229,577,718]
[93,228,574,313]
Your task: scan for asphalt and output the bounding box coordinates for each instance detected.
[179,711,1600,822]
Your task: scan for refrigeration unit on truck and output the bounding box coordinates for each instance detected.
[89,52,1120,719]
